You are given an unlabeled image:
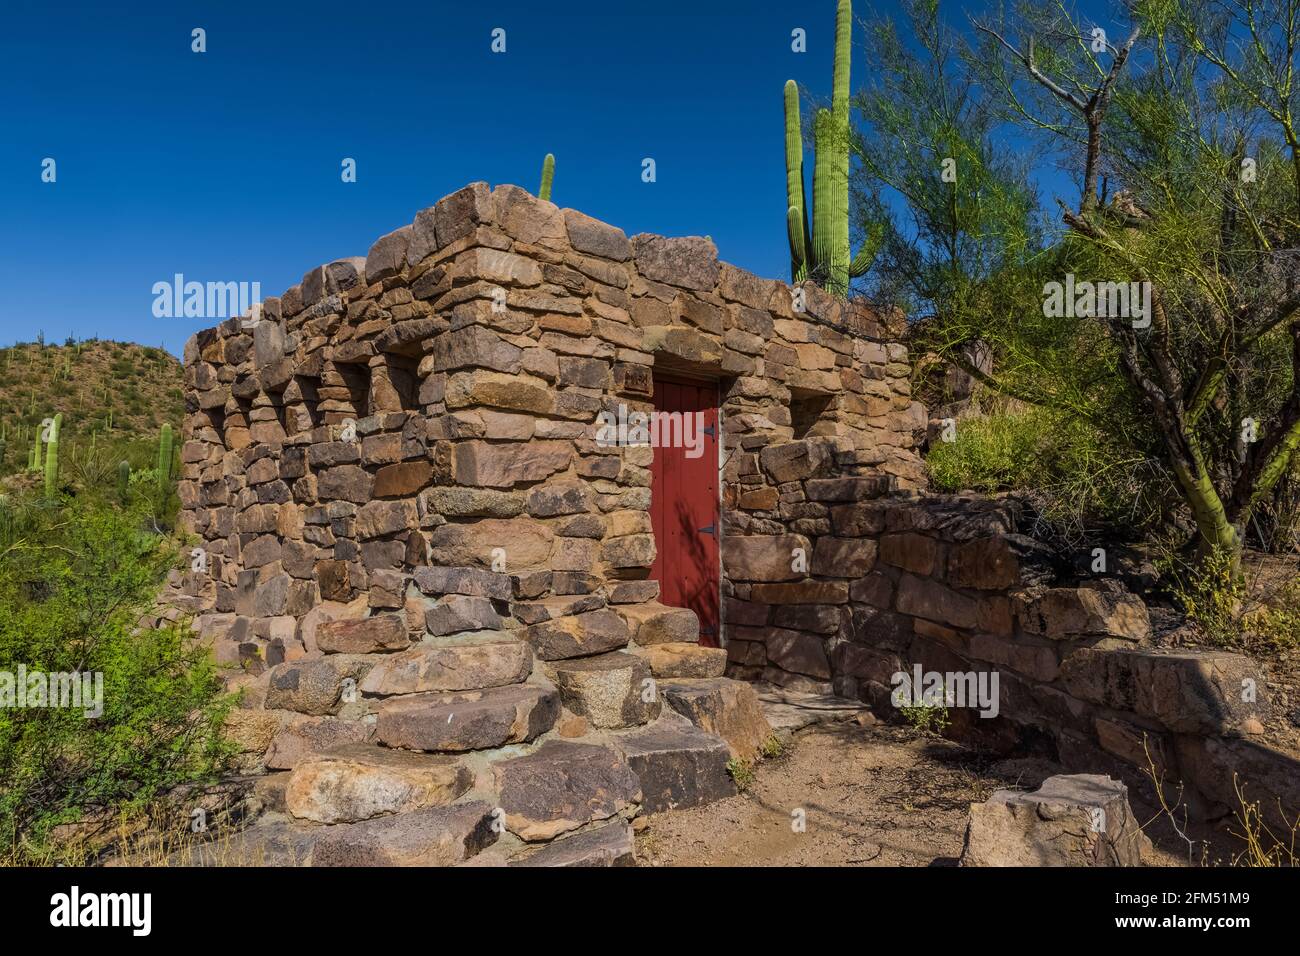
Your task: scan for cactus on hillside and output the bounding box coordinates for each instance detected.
[43,413,61,497]
[784,0,881,297]
[539,153,555,202]
[118,460,131,498]
[30,426,42,472]
[156,423,174,491]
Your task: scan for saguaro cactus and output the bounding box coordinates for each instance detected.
[44,413,61,497]
[117,460,131,498]
[784,0,879,296]
[539,153,555,202]
[30,426,42,472]
[156,423,174,492]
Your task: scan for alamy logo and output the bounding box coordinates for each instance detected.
[151,274,261,319]
[50,886,151,936]
[891,664,1000,718]
[1042,273,1151,328]
[0,666,103,717]
[595,404,707,459]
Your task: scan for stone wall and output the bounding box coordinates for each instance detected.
[730,491,1300,825]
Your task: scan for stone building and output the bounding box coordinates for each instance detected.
[175,181,926,860]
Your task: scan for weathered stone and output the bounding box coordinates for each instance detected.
[428,519,554,570]
[895,574,978,629]
[522,608,631,660]
[549,652,660,728]
[316,614,408,654]
[493,740,641,841]
[412,565,512,600]
[960,774,1151,866]
[373,462,433,498]
[509,820,635,867]
[563,209,632,261]
[375,684,560,751]
[265,716,374,771]
[264,656,374,715]
[453,440,572,488]
[285,744,473,824]
[660,678,773,762]
[636,642,727,678]
[618,603,699,645]
[424,594,504,635]
[1016,582,1151,641]
[721,534,809,582]
[360,640,532,696]
[616,722,736,812]
[631,234,719,290]
[811,537,877,577]
[311,801,497,867]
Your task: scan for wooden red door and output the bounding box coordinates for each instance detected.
[649,377,720,647]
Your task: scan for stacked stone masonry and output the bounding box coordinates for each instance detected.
[177,181,927,863]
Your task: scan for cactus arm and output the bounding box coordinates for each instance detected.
[784,80,811,282]
[848,221,885,279]
[538,153,555,202]
[826,0,854,294]
[811,108,835,287]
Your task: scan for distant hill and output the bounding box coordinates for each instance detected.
[0,340,183,473]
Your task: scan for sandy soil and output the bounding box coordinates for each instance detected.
[636,719,1191,867]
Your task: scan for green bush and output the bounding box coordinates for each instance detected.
[0,492,232,862]
[926,405,1171,544]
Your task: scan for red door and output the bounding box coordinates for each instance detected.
[649,377,720,647]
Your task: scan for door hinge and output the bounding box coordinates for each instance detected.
[697,523,717,538]
[702,424,716,437]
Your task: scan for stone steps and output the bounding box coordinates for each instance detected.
[547,651,660,729]
[284,742,473,823]
[359,637,532,696]
[616,602,700,646]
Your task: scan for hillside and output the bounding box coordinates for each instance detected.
[0,339,184,474]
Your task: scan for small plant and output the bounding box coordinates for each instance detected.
[726,757,755,791]
[898,700,951,735]
[760,733,785,759]
[1165,545,1245,648]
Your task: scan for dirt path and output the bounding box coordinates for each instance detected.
[636,720,1188,867]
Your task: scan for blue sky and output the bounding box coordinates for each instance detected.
[0,0,1095,355]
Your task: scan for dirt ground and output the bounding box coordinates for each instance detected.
[636,720,1191,867]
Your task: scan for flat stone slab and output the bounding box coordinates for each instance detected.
[376,683,559,752]
[263,656,374,716]
[549,651,660,728]
[960,773,1152,866]
[316,613,409,654]
[615,722,735,812]
[492,740,641,841]
[661,677,773,763]
[285,743,472,824]
[265,716,375,771]
[168,818,318,867]
[312,801,498,867]
[752,683,870,734]
[619,603,699,645]
[521,608,630,660]
[360,639,532,696]
[509,820,635,867]
[638,642,727,678]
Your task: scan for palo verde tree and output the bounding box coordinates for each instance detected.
[857,0,1300,569]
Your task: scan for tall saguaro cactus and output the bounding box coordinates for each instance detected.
[44,413,62,498]
[157,423,174,493]
[785,0,878,296]
[538,153,555,202]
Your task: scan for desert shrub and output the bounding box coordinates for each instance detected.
[0,492,232,862]
[1163,545,1246,648]
[926,404,1170,545]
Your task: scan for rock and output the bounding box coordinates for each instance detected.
[509,820,635,867]
[549,652,660,728]
[721,534,809,582]
[615,722,736,812]
[564,209,632,261]
[316,614,409,654]
[171,819,318,867]
[264,656,374,716]
[360,640,532,696]
[619,603,699,645]
[412,565,512,600]
[1058,647,1259,734]
[492,741,641,841]
[895,574,978,629]
[960,774,1151,866]
[1016,581,1150,640]
[424,594,504,635]
[311,801,498,867]
[428,518,554,571]
[375,684,560,751]
[631,234,718,291]
[661,678,773,763]
[265,716,375,770]
[637,642,727,678]
[452,440,573,488]
[522,608,631,660]
[285,744,473,824]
